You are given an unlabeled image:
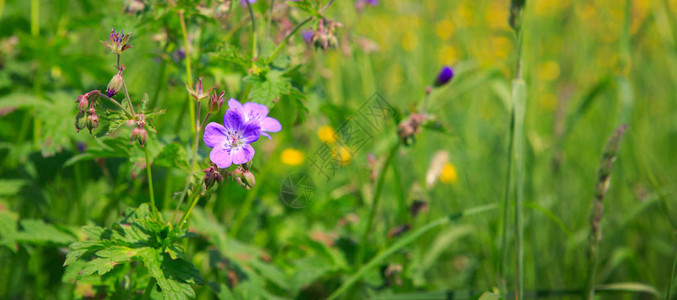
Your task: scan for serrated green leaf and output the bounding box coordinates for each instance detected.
[80,257,118,277]
[141,248,201,300]
[13,219,75,246]
[154,143,190,171]
[246,70,291,108]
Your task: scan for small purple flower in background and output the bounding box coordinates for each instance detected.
[204,108,261,168]
[239,0,256,5]
[355,0,378,12]
[227,99,281,139]
[433,66,454,87]
[301,30,314,44]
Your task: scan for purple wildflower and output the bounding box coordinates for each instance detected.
[433,66,454,87]
[227,99,281,139]
[204,108,261,168]
[100,28,133,54]
[301,30,314,44]
[239,0,256,5]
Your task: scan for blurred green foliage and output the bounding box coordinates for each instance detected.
[1,0,676,299]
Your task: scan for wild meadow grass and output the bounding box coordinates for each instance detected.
[0,0,676,299]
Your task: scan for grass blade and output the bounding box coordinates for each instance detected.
[328,203,498,300]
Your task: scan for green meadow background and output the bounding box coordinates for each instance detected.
[1,0,676,298]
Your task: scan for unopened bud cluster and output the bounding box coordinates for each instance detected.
[203,163,256,191]
[74,90,100,133]
[130,114,148,147]
[310,18,342,51]
[397,113,427,145]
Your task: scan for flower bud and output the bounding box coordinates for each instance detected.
[397,113,426,145]
[106,68,125,97]
[75,111,87,132]
[204,165,224,189]
[208,91,225,114]
[86,108,99,134]
[137,128,148,147]
[433,66,454,87]
[186,77,210,101]
[76,95,89,112]
[130,127,141,144]
[232,167,255,190]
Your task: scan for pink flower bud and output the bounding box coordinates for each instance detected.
[86,108,99,134]
[208,91,226,114]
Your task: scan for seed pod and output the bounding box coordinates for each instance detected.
[137,127,148,147]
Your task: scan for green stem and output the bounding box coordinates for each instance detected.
[172,103,207,224]
[31,0,40,150]
[178,179,204,228]
[30,0,39,36]
[328,203,498,300]
[245,0,257,59]
[145,144,159,218]
[229,189,258,236]
[121,80,137,116]
[356,142,400,265]
[0,0,6,22]
[265,17,313,65]
[512,71,526,300]
[667,247,677,300]
[98,92,133,118]
[179,10,195,136]
[498,105,515,294]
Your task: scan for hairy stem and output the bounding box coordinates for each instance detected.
[356,142,400,265]
[178,178,204,228]
[97,92,133,118]
[245,0,257,59]
[265,17,313,65]
[179,10,195,136]
[145,144,159,217]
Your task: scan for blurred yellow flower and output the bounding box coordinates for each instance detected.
[486,2,509,30]
[537,61,560,82]
[318,125,336,144]
[281,148,304,166]
[491,36,512,60]
[539,93,558,111]
[401,31,418,52]
[438,45,458,65]
[440,162,458,184]
[455,4,473,28]
[333,146,352,166]
[435,20,454,40]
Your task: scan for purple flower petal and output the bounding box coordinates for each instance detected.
[203,122,228,148]
[210,146,233,168]
[243,102,269,121]
[241,121,261,144]
[260,117,281,133]
[224,108,245,130]
[231,144,255,165]
[228,98,244,114]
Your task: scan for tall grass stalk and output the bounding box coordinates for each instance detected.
[498,0,527,298]
[585,125,627,300]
